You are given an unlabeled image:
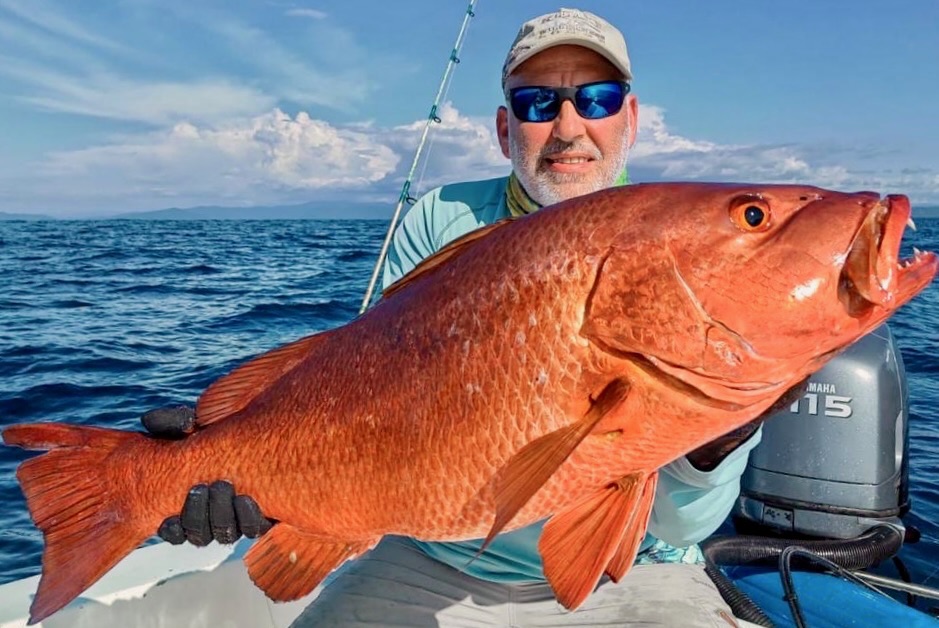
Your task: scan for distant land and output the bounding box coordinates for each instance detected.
[2,202,939,221]
[0,211,56,221]
[915,206,939,219]
[0,200,394,221]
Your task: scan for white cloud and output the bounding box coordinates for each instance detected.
[285,8,328,20]
[198,18,373,108]
[0,0,130,55]
[633,106,718,157]
[29,109,400,210]
[2,102,938,215]
[0,57,276,124]
[374,102,510,195]
[0,8,277,125]
[631,105,939,201]
[0,1,393,126]
[0,15,111,71]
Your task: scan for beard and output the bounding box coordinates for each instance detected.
[509,132,630,207]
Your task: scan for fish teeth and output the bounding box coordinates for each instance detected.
[898,248,925,269]
[907,216,917,231]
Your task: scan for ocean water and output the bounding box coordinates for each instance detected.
[0,217,937,598]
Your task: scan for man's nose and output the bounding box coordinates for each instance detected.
[551,100,586,142]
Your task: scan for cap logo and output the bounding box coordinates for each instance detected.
[502,9,630,85]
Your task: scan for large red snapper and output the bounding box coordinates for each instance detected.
[3,183,936,624]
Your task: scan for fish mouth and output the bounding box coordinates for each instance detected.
[839,194,937,316]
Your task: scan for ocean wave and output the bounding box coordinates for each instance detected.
[337,249,378,262]
[0,217,935,590]
[209,300,356,330]
[49,298,95,308]
[182,263,222,275]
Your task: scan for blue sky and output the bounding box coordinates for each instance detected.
[1,0,937,216]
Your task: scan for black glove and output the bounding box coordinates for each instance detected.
[142,405,274,545]
[141,405,197,438]
[157,480,273,546]
[686,378,810,472]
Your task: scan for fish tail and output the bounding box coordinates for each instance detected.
[3,423,154,625]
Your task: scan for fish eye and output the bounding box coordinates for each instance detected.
[744,206,765,227]
[729,196,772,232]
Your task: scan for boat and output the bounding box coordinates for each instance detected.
[3,3,938,626]
[698,323,939,626]
[0,539,311,628]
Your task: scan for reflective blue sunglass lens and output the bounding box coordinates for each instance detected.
[509,81,629,122]
[575,82,626,119]
[510,87,561,123]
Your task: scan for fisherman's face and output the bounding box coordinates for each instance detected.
[497,45,638,207]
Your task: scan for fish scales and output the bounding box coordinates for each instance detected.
[4,182,936,623]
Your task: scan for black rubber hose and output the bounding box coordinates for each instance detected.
[700,525,904,624]
[892,555,917,606]
[704,558,774,626]
[701,525,903,570]
[778,546,893,628]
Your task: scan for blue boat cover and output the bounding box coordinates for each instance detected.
[726,566,939,627]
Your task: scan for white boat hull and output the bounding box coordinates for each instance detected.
[0,539,316,627]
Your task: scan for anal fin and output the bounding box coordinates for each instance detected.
[244,523,377,601]
[539,471,657,610]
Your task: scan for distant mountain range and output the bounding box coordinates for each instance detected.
[0,200,395,221]
[0,211,56,221]
[2,202,939,221]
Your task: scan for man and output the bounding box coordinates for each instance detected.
[148,8,762,626]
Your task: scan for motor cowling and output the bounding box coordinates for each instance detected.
[734,323,910,540]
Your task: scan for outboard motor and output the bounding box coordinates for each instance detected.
[705,324,919,626]
[734,322,910,540]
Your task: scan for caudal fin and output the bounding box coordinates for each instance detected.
[3,423,153,625]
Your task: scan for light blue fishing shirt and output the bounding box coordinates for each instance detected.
[380,175,762,584]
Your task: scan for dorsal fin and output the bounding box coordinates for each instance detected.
[381,218,516,300]
[195,333,327,427]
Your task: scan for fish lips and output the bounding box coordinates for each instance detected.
[839,194,937,316]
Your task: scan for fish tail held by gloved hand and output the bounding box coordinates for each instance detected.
[141,405,274,545]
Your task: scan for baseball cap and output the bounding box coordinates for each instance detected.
[502,8,632,87]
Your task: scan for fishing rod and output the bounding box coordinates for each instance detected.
[852,571,939,602]
[359,1,479,314]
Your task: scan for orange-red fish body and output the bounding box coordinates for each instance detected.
[5,182,936,624]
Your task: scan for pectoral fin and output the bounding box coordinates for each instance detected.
[480,379,631,551]
[540,472,657,610]
[244,523,376,601]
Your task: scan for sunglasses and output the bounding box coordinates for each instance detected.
[507,80,631,123]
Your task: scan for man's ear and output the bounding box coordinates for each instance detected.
[626,95,639,148]
[496,106,510,158]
